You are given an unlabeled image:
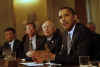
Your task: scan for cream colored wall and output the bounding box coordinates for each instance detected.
[14,0,48,39]
[0,0,14,45]
[90,0,100,33]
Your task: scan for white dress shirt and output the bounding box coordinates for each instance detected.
[67,24,76,54]
[29,35,36,50]
[9,40,15,52]
[47,35,53,41]
[68,24,76,40]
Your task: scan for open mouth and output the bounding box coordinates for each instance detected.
[63,22,69,26]
[45,31,50,34]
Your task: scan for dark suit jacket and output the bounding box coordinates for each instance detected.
[2,39,23,58]
[90,32,100,61]
[45,29,62,54]
[22,34,45,58]
[55,23,94,65]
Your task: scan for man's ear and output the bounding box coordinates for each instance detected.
[54,27,57,32]
[73,14,77,19]
[73,14,79,22]
[14,33,17,38]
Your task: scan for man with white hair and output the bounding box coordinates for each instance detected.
[41,20,62,54]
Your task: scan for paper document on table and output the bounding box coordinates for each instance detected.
[20,62,43,66]
[44,62,61,66]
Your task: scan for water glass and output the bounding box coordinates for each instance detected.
[3,48,16,61]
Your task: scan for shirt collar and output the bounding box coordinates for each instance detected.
[68,24,76,40]
[9,40,15,45]
[47,35,53,41]
[29,35,36,40]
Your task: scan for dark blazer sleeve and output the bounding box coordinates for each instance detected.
[0,46,3,57]
[36,35,46,50]
[90,33,100,61]
[14,39,24,58]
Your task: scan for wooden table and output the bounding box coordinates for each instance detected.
[0,59,79,67]
[0,60,18,67]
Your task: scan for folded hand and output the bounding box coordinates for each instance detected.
[32,50,55,63]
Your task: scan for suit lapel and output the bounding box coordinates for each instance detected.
[70,24,79,55]
[5,42,10,48]
[13,40,17,52]
[62,25,79,55]
[61,31,68,55]
[24,36,30,52]
[36,35,40,50]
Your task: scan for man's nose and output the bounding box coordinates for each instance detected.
[62,17,66,22]
[44,27,48,31]
[62,16,65,21]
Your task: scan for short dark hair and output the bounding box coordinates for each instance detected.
[59,7,76,15]
[26,23,36,29]
[4,27,16,34]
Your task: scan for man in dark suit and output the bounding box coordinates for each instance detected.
[2,27,22,58]
[86,23,100,61]
[22,23,45,59]
[41,20,62,54]
[54,7,94,65]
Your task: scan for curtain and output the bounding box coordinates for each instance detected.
[75,0,87,24]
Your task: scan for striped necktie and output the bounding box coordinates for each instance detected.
[29,39,33,50]
[67,33,72,55]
